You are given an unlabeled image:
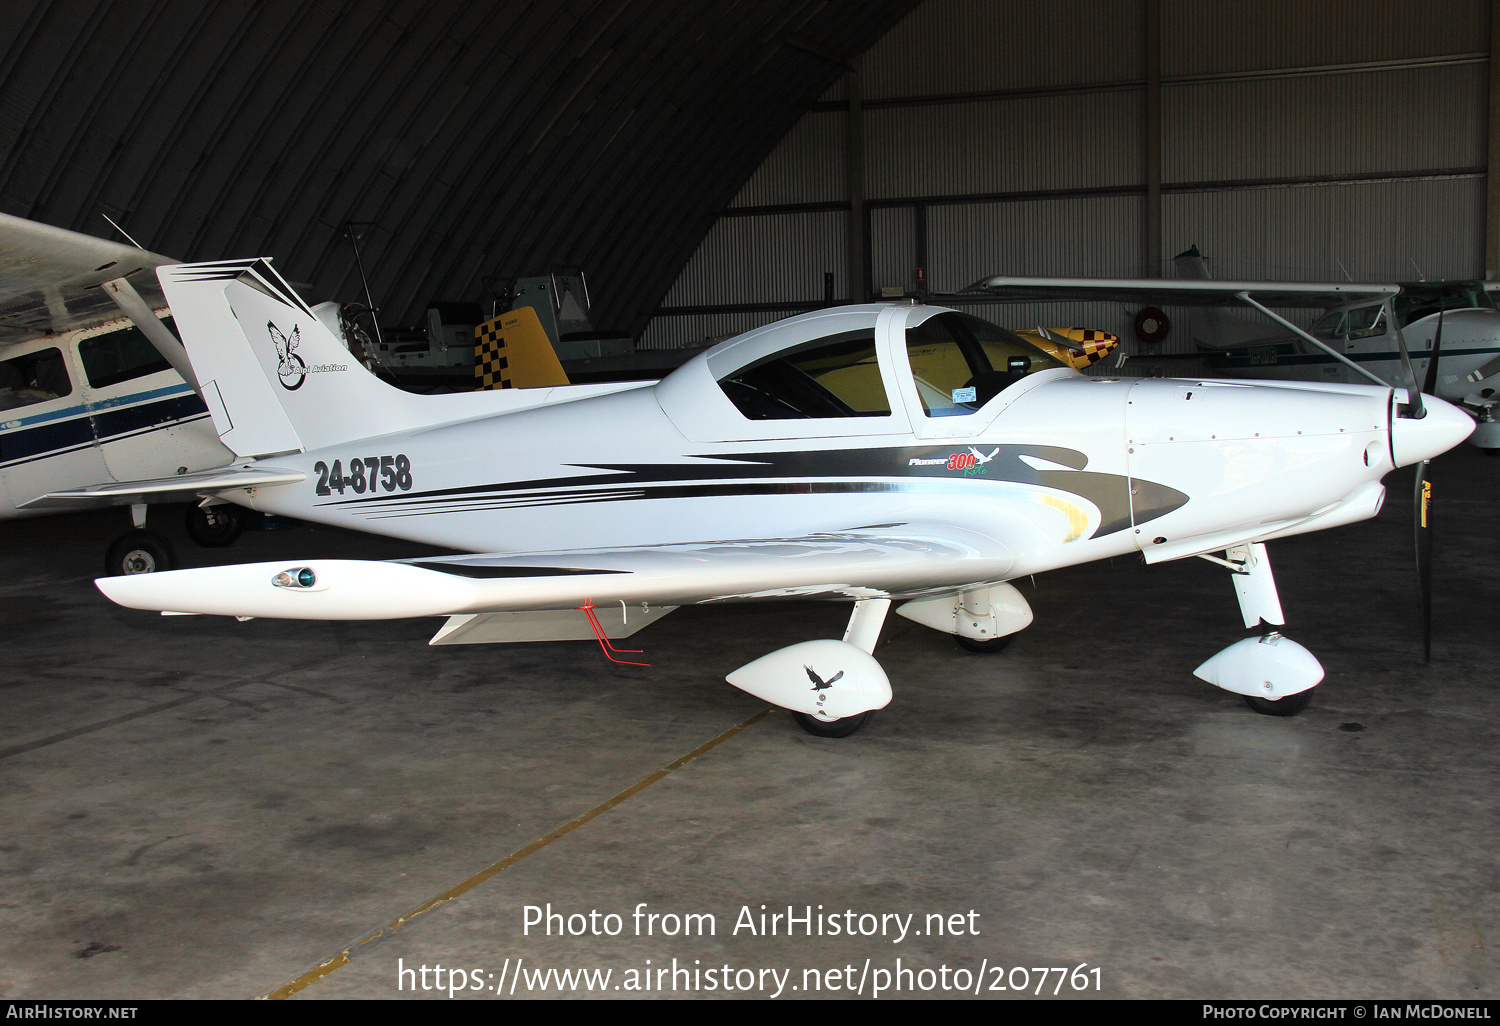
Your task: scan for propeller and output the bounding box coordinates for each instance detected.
[1412,307,1444,662]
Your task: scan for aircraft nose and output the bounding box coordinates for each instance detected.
[1390,395,1474,467]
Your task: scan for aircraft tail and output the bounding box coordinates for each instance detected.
[157,259,424,458]
[1171,245,1271,348]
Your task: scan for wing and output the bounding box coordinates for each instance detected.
[961,274,1400,308]
[95,524,1016,621]
[20,465,305,509]
[0,212,178,342]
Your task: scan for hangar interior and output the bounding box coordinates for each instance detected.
[0,0,1497,1002]
[644,0,1495,354]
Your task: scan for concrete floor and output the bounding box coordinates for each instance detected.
[0,448,1496,1000]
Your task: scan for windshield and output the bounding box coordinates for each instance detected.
[906,311,1066,417]
[1394,281,1494,327]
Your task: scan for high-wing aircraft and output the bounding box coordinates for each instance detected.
[82,258,1471,736]
[968,259,1500,451]
[0,214,316,573]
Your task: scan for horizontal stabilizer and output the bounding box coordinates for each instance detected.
[21,466,305,508]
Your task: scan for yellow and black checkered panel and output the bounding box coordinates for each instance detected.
[1013,327,1120,370]
[475,324,513,388]
[473,305,570,390]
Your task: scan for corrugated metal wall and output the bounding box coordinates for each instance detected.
[643,0,1493,357]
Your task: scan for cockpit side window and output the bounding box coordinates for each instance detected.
[0,347,72,412]
[1311,310,1348,338]
[79,320,174,389]
[907,312,1064,417]
[717,330,890,420]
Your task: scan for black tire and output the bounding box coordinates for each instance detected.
[184,505,244,548]
[955,633,1013,654]
[105,530,175,576]
[1243,688,1314,717]
[792,710,874,738]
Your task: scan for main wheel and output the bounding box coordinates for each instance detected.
[185,504,244,547]
[105,530,175,576]
[792,710,874,738]
[955,634,1013,654]
[1243,688,1314,717]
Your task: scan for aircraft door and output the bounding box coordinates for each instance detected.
[0,341,108,512]
[75,319,229,483]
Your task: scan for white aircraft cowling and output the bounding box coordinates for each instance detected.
[726,639,892,719]
[1192,633,1324,699]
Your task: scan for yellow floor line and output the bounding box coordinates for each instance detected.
[266,706,774,1000]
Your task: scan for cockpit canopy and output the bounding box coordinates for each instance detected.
[714,308,1065,421]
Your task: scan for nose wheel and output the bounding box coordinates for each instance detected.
[1243,689,1314,717]
[955,634,1013,654]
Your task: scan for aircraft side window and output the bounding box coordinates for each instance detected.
[1312,311,1348,338]
[0,347,72,412]
[79,321,174,389]
[718,331,890,420]
[907,312,1063,417]
[1345,305,1384,339]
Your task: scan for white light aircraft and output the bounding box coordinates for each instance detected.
[0,214,356,572]
[76,258,1471,736]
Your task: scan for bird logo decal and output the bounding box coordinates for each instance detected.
[967,446,1000,465]
[269,321,307,390]
[804,665,844,692]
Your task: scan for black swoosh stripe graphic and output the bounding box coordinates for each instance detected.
[318,444,1188,539]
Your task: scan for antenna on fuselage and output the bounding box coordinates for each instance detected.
[101,213,147,251]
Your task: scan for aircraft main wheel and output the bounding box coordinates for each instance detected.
[105,531,175,576]
[792,710,874,738]
[955,634,1013,654]
[185,504,244,547]
[1243,688,1314,717]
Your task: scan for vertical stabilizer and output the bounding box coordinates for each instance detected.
[159,260,414,456]
[1172,245,1268,348]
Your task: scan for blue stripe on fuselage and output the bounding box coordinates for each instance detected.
[0,386,209,467]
